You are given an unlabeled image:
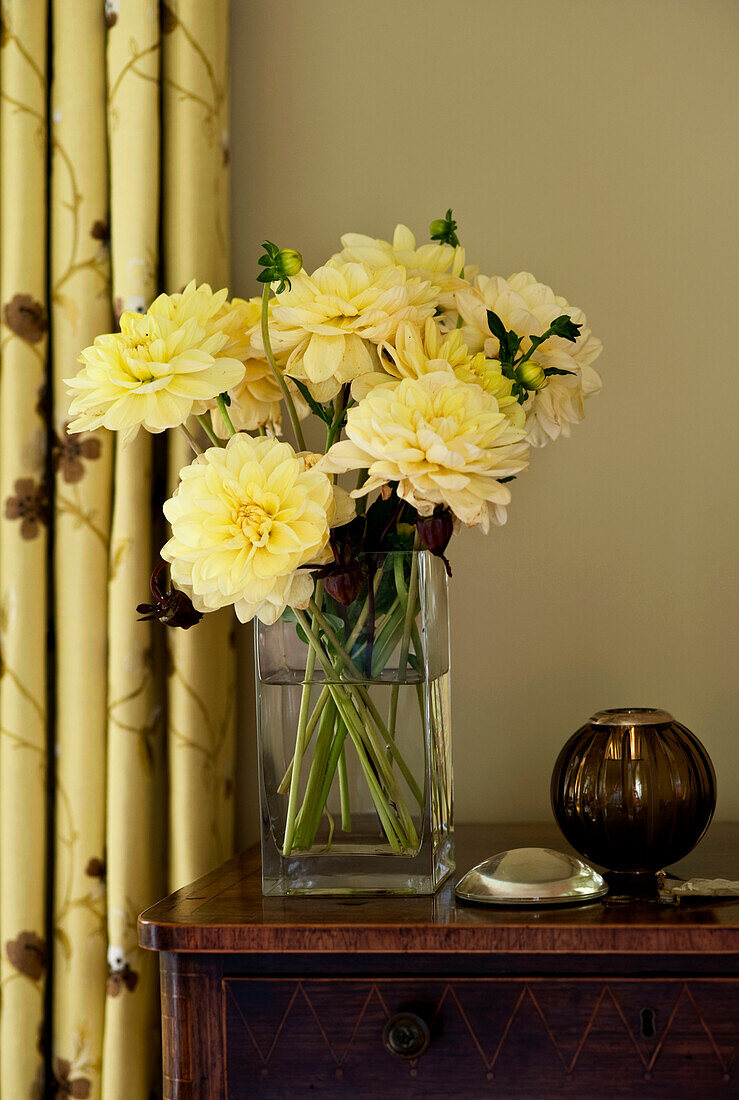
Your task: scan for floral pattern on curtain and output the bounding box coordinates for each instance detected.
[0,1,234,1096]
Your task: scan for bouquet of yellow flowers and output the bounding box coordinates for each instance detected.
[67,211,602,893]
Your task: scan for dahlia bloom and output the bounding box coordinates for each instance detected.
[147,280,250,356]
[161,435,351,624]
[354,318,524,428]
[255,261,439,402]
[148,284,287,433]
[66,311,244,443]
[335,223,468,305]
[455,272,603,446]
[320,372,529,530]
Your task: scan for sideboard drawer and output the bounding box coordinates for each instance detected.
[223,976,738,1098]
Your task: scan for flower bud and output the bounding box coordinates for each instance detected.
[515,360,548,391]
[257,241,304,292]
[276,248,303,278]
[322,562,364,607]
[429,208,460,247]
[137,562,203,629]
[416,507,454,575]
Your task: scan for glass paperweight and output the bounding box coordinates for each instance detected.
[455,847,607,907]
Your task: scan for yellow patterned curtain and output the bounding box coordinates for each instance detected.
[0,2,234,1096]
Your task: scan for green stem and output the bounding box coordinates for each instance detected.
[389,537,421,741]
[327,680,405,851]
[293,698,337,849]
[338,744,351,832]
[260,284,306,450]
[196,413,221,447]
[368,599,403,676]
[178,422,202,455]
[325,385,349,450]
[294,610,413,850]
[277,684,329,794]
[282,616,318,855]
[513,320,561,370]
[354,468,369,515]
[216,394,236,437]
[296,711,348,850]
[277,579,378,792]
[306,599,424,810]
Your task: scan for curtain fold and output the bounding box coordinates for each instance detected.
[162,0,235,894]
[103,4,164,1095]
[50,2,112,1093]
[0,3,49,1095]
[0,2,235,1096]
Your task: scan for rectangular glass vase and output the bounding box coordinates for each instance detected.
[255,550,454,896]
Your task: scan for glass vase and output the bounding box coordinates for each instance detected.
[255,550,454,896]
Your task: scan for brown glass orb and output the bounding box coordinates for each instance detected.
[551,708,716,896]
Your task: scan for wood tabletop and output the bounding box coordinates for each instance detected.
[138,823,739,956]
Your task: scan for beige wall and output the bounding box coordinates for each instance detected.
[230,0,739,828]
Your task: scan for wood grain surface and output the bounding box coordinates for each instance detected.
[222,976,739,1099]
[139,823,739,956]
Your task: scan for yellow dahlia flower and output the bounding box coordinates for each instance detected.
[162,435,351,624]
[203,295,287,435]
[335,223,468,305]
[354,318,524,428]
[148,283,287,433]
[255,261,439,402]
[66,312,245,443]
[147,279,249,353]
[455,273,603,446]
[320,372,529,531]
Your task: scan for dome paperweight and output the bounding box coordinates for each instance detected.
[455,846,608,907]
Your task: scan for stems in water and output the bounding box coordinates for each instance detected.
[389,534,421,742]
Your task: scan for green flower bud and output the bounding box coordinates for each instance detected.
[428,208,460,247]
[515,360,548,392]
[277,248,303,278]
[257,241,304,292]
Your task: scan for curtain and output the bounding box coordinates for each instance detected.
[0,2,234,1096]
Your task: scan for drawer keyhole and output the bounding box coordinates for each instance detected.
[639,1007,657,1039]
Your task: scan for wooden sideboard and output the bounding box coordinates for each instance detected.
[138,823,739,1099]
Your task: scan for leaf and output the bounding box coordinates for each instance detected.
[506,330,522,358]
[543,366,576,377]
[485,310,522,364]
[363,489,415,551]
[319,611,346,642]
[548,314,582,343]
[485,310,509,349]
[289,378,333,425]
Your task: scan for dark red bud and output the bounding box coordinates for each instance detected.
[416,508,454,558]
[137,562,203,628]
[322,563,364,607]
